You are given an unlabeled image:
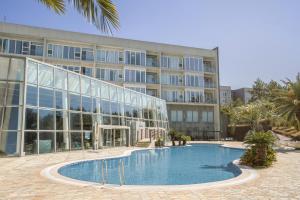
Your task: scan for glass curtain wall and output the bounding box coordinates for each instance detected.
[20,57,168,155]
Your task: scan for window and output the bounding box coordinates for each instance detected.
[82,114,92,130]
[24,132,37,155]
[82,96,92,112]
[124,69,146,83]
[81,77,91,95]
[185,90,204,103]
[69,94,81,111]
[185,74,204,87]
[125,50,146,66]
[26,85,38,106]
[39,132,54,153]
[8,58,24,81]
[6,83,21,106]
[70,113,81,130]
[39,109,54,130]
[161,56,182,69]
[0,57,9,80]
[39,64,53,87]
[55,90,67,110]
[54,69,67,90]
[81,67,93,77]
[202,111,213,122]
[27,61,38,84]
[81,48,94,61]
[70,132,82,150]
[100,100,110,114]
[39,88,54,108]
[56,132,69,151]
[30,42,43,56]
[184,57,203,72]
[68,73,80,93]
[170,110,182,122]
[25,108,37,130]
[96,49,122,64]
[2,107,20,130]
[186,111,198,122]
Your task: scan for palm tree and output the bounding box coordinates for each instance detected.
[273,75,300,130]
[37,0,119,33]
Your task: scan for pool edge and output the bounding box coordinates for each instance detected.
[40,144,258,191]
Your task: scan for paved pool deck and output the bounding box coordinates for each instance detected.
[0,142,299,200]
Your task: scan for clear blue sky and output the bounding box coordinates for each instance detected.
[1,0,299,89]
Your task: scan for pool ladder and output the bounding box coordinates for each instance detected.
[118,160,125,185]
[101,160,108,184]
[100,159,125,186]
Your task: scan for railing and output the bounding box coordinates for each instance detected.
[146,57,159,67]
[204,65,216,73]
[204,82,216,88]
[101,160,108,184]
[118,160,125,185]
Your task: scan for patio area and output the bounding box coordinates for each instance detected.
[0,142,299,200]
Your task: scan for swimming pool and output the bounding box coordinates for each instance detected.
[58,144,244,185]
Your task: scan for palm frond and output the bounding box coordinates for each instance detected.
[69,0,119,34]
[37,0,65,14]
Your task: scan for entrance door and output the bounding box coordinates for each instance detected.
[102,129,113,147]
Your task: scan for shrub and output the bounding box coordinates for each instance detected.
[240,130,277,167]
[181,135,191,145]
[155,137,164,147]
[168,129,177,146]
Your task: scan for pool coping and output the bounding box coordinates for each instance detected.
[40,143,258,191]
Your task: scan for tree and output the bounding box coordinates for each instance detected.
[251,78,268,101]
[240,131,276,167]
[273,76,300,130]
[37,0,120,33]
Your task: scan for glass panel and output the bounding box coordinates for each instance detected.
[25,108,37,130]
[0,57,9,80]
[39,88,54,108]
[39,64,53,87]
[82,114,92,130]
[69,94,81,111]
[68,73,80,93]
[2,107,19,130]
[0,82,6,106]
[101,84,109,99]
[54,69,67,90]
[111,102,120,116]
[8,58,24,81]
[26,85,38,106]
[39,132,54,154]
[24,132,37,155]
[6,83,22,106]
[56,111,68,130]
[70,132,82,150]
[81,77,91,95]
[102,116,111,125]
[39,109,54,130]
[70,112,81,130]
[55,90,68,110]
[27,61,38,84]
[0,132,19,155]
[100,100,110,114]
[82,96,92,112]
[83,132,93,149]
[56,132,70,152]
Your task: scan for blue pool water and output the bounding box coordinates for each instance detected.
[58,144,244,185]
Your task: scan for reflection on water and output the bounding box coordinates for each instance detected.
[59,144,244,185]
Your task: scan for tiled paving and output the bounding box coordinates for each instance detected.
[0,142,300,200]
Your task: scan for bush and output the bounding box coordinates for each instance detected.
[181,135,191,145]
[155,137,164,147]
[240,131,277,167]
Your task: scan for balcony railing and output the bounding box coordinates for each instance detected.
[204,82,216,88]
[146,78,159,84]
[204,65,216,73]
[146,57,159,67]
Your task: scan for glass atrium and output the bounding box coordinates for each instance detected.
[0,55,168,156]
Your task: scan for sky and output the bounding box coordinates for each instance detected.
[1,0,299,89]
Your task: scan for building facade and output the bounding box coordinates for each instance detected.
[220,86,232,105]
[0,22,220,140]
[0,55,168,156]
[232,88,253,104]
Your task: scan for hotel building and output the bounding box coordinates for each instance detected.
[0,23,220,148]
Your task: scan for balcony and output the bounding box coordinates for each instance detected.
[146,72,159,84]
[204,81,216,89]
[146,55,159,67]
[204,65,216,73]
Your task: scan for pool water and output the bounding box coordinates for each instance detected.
[58,144,244,185]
